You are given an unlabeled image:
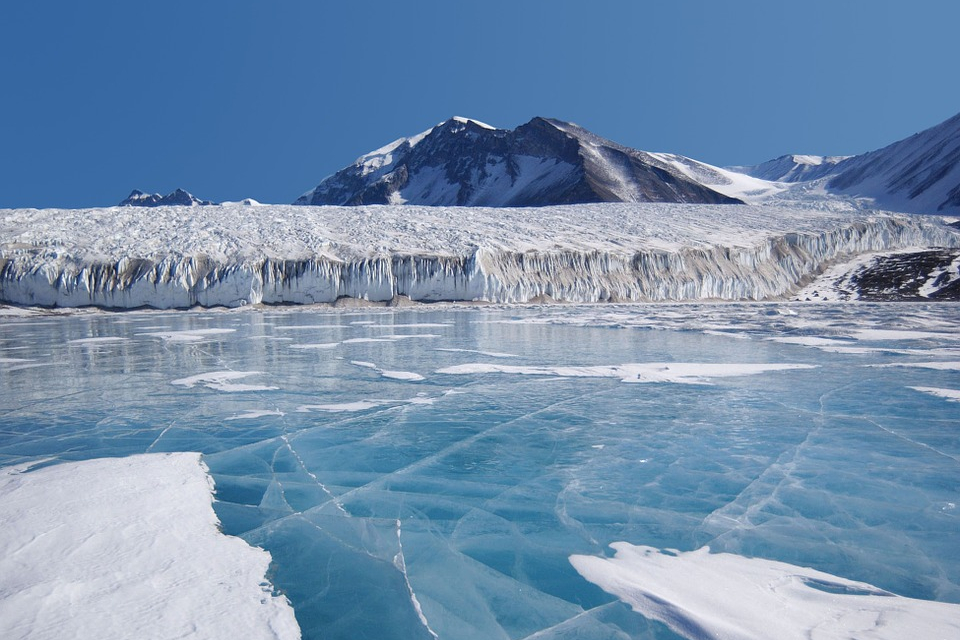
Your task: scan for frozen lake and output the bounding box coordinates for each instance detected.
[2,303,959,639]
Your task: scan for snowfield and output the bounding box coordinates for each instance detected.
[1,202,958,309]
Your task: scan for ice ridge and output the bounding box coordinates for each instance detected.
[1,204,957,309]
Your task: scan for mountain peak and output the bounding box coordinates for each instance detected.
[295,117,741,207]
[447,116,497,130]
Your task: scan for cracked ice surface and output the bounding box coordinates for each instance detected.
[1,303,959,640]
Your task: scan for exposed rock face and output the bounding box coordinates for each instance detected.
[852,249,960,301]
[295,117,742,207]
[119,189,216,207]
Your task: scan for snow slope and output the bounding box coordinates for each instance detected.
[0,454,300,640]
[730,111,960,215]
[1,202,957,308]
[826,112,960,214]
[647,152,788,203]
[729,154,851,183]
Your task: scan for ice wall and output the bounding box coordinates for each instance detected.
[1,204,958,309]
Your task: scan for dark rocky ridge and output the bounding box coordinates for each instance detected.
[296,117,742,207]
[119,189,216,207]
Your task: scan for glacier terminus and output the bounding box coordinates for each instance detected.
[1,202,959,309]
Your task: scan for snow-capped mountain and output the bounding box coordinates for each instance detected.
[119,189,216,207]
[728,155,850,183]
[295,117,742,207]
[730,112,960,214]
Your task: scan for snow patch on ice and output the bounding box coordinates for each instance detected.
[769,336,857,347]
[351,360,425,382]
[225,409,286,421]
[869,361,960,371]
[297,400,387,413]
[909,386,960,402]
[0,453,300,640]
[171,370,279,392]
[570,543,960,640]
[297,394,437,413]
[67,336,129,345]
[289,342,340,350]
[436,348,519,358]
[852,329,958,341]
[437,362,816,384]
[273,324,348,331]
[140,328,236,343]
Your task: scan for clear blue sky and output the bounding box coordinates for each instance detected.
[2,0,958,208]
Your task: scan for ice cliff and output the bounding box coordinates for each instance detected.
[1,203,957,309]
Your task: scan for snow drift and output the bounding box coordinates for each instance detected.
[1,202,957,309]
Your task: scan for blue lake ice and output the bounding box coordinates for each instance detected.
[1,303,959,639]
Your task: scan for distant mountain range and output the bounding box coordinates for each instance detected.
[120,189,216,207]
[118,190,263,208]
[295,112,960,215]
[733,112,960,214]
[119,112,960,215]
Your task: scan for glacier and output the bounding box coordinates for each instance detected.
[1,202,958,309]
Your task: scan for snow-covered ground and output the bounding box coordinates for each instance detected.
[0,453,300,640]
[1,202,957,308]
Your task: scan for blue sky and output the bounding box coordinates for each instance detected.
[2,0,958,208]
